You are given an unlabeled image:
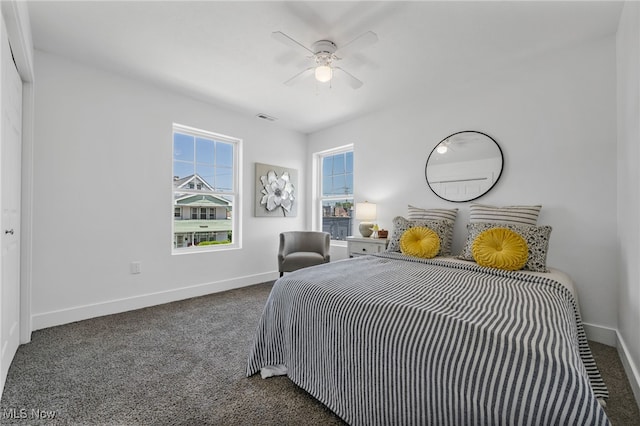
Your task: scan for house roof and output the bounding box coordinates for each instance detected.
[175,194,231,207]
[173,174,231,207]
[173,174,215,192]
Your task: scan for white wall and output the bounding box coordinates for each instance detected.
[616,0,640,405]
[31,51,306,329]
[308,36,618,339]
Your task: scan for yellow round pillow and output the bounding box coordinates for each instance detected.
[472,227,528,271]
[399,226,441,259]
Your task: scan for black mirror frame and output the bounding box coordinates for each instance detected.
[424,130,504,203]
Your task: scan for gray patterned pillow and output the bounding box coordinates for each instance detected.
[406,207,457,254]
[459,222,552,272]
[387,216,454,256]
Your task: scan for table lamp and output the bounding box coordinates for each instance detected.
[355,202,377,238]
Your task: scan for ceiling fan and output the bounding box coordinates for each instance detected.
[272,30,378,89]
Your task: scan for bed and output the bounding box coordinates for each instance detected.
[246,253,610,425]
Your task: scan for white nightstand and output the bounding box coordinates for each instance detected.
[346,236,389,258]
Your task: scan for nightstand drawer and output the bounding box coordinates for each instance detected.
[350,242,384,255]
[346,237,389,258]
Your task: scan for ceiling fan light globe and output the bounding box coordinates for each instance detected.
[315,65,333,83]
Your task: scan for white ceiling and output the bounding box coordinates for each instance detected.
[27,1,623,134]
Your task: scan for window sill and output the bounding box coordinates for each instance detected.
[172,244,240,255]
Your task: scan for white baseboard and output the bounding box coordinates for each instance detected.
[583,322,617,346]
[617,331,640,410]
[585,324,640,409]
[31,271,279,331]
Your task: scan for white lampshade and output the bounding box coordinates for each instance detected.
[315,65,333,83]
[356,202,377,238]
[355,202,377,221]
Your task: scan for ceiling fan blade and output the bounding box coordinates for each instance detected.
[334,67,363,89]
[272,31,315,56]
[335,31,378,56]
[284,67,314,86]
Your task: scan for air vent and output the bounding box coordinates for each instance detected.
[256,113,277,122]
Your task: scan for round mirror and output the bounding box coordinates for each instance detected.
[425,131,503,202]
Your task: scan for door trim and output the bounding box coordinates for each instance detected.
[1,1,34,344]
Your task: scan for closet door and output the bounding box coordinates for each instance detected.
[0,16,22,394]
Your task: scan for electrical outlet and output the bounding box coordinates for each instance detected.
[130,261,141,274]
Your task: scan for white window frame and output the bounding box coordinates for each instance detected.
[313,144,354,246]
[172,123,242,254]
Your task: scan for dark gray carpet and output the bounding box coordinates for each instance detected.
[589,340,640,425]
[0,281,638,425]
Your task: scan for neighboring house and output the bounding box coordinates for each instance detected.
[173,174,232,248]
[322,204,352,241]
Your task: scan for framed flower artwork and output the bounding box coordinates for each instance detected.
[255,162,298,217]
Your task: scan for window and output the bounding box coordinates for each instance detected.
[315,145,354,241]
[172,123,241,252]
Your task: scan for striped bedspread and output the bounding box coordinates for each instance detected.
[247,253,610,426]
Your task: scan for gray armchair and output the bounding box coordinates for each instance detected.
[278,231,331,277]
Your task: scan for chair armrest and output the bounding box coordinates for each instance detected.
[279,232,295,258]
[322,233,330,261]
